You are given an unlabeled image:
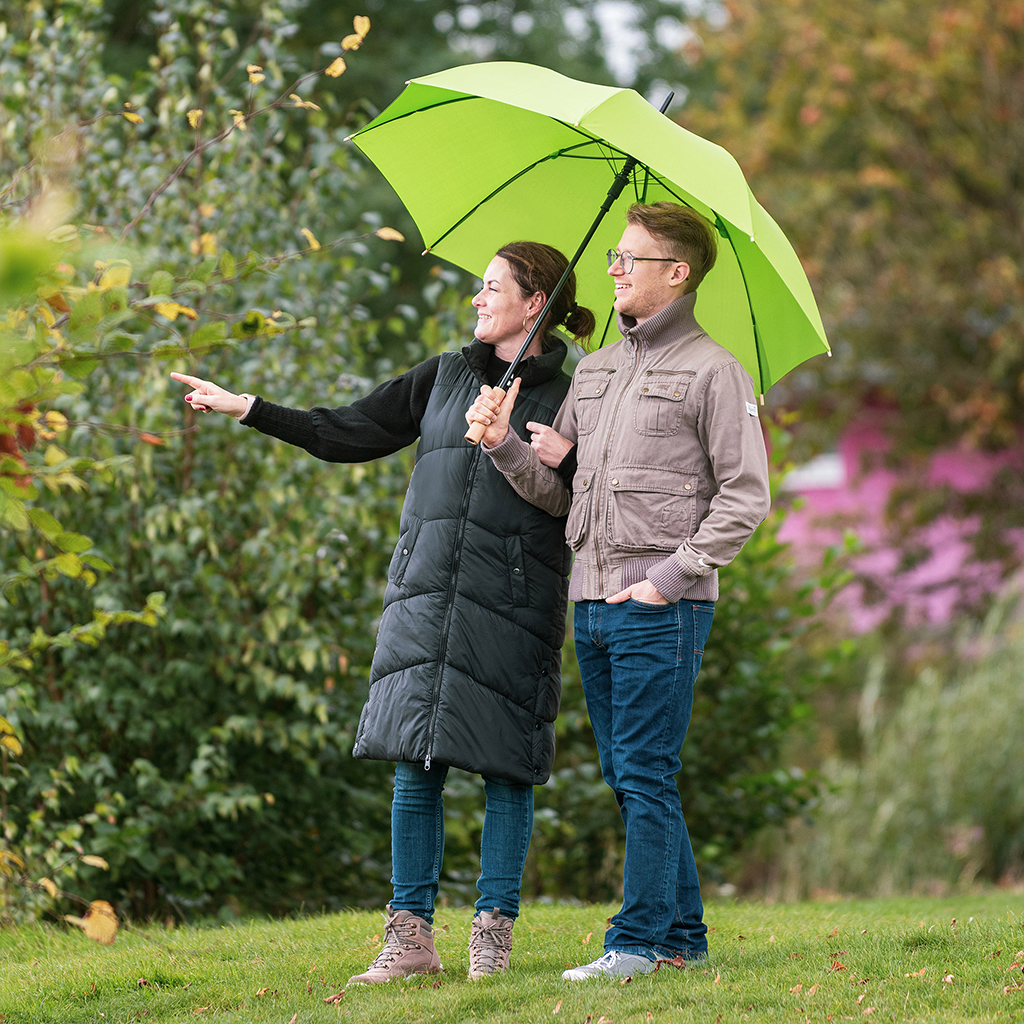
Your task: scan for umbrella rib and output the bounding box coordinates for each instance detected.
[424,139,623,252]
[714,216,767,397]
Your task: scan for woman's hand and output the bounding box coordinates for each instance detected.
[170,372,249,418]
[465,377,520,448]
[525,422,574,468]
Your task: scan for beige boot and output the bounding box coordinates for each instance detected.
[347,905,442,985]
[467,907,514,979]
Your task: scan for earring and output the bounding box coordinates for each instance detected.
[523,315,535,332]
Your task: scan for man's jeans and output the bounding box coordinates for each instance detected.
[390,761,534,923]
[575,597,715,959]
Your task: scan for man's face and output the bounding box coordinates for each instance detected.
[608,222,689,324]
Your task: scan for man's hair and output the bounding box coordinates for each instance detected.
[625,202,718,291]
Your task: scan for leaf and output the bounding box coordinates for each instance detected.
[0,716,15,736]
[290,94,321,111]
[353,15,370,37]
[40,877,59,898]
[80,855,109,869]
[219,251,235,279]
[187,109,203,129]
[53,552,82,578]
[553,999,562,1015]
[154,302,198,321]
[374,227,405,242]
[29,507,63,537]
[67,900,118,944]
[0,849,25,870]
[98,263,131,289]
[138,433,166,446]
[121,111,143,124]
[229,109,247,131]
[149,270,174,297]
[325,57,347,77]
[53,531,92,553]
[341,33,363,49]
[191,321,227,347]
[0,734,23,756]
[300,228,321,251]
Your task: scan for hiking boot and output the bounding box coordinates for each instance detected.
[347,905,442,985]
[467,907,514,979]
[561,950,657,981]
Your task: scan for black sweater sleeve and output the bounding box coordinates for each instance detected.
[241,356,441,463]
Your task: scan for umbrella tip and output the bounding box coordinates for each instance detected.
[760,394,765,406]
[422,248,431,256]
[343,135,351,142]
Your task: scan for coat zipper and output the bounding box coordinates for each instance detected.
[424,444,482,770]
[593,341,643,596]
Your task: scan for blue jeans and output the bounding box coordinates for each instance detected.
[575,597,714,960]
[390,761,534,923]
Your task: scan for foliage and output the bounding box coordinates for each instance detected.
[679,0,1024,609]
[3,895,1024,1021]
[750,585,1024,899]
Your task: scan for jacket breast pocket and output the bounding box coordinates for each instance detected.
[388,515,422,586]
[606,467,698,550]
[573,369,614,436]
[633,371,694,437]
[565,467,595,551]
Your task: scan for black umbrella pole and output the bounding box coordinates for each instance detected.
[463,154,639,445]
[464,92,673,444]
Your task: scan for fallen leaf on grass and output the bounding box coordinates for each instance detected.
[647,1013,653,1022]
[1003,982,1023,995]
[828,927,839,937]
[552,999,562,1015]
[943,974,954,984]
[713,971,721,986]
[905,968,926,978]
[862,1008,875,1016]
[856,994,865,1004]
[790,984,803,994]
[323,991,345,1004]
[192,1008,209,1015]
[769,935,776,942]
[287,1015,298,1024]
[831,961,847,971]
[583,931,592,945]
[809,984,819,995]
[255,987,277,997]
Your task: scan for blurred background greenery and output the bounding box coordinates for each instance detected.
[1,0,1021,924]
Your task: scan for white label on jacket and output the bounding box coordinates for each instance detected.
[746,401,758,417]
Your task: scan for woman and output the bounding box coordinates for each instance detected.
[171,241,595,983]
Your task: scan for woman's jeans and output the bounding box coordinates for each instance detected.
[390,760,534,923]
[575,597,715,960]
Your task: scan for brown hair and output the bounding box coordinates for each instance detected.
[625,202,718,291]
[495,241,596,349]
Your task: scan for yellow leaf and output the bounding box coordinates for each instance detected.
[81,900,118,945]
[0,849,25,870]
[197,232,217,256]
[121,111,143,124]
[229,109,247,130]
[341,33,362,50]
[325,57,346,77]
[248,72,265,84]
[46,224,80,244]
[99,263,132,289]
[353,15,370,37]
[187,108,203,129]
[246,63,263,74]
[290,94,321,111]
[40,877,59,898]
[374,227,405,242]
[300,228,321,251]
[154,302,198,321]
[81,855,109,870]
[0,734,23,757]
[0,716,15,736]
[199,203,216,218]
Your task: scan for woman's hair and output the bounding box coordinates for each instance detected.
[495,241,596,350]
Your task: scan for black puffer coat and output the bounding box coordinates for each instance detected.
[352,345,571,785]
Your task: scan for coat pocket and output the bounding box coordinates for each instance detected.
[573,368,614,436]
[387,515,422,586]
[605,467,698,550]
[633,370,694,437]
[565,466,596,551]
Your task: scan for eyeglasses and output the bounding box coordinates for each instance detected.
[606,250,681,274]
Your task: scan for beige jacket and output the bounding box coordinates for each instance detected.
[484,292,771,603]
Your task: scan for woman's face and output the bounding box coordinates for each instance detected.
[472,257,540,347]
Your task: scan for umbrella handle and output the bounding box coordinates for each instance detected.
[464,385,506,445]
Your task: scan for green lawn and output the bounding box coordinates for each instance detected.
[2,894,1024,1022]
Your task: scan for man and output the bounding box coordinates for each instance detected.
[466,202,771,980]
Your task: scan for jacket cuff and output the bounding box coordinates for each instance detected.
[647,555,700,604]
[481,428,532,474]
[240,394,261,425]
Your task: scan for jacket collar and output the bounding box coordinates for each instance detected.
[462,336,568,388]
[617,291,702,352]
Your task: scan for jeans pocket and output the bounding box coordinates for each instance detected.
[691,602,715,678]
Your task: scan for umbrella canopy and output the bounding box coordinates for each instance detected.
[349,61,829,395]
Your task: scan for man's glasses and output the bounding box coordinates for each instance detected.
[606,250,681,274]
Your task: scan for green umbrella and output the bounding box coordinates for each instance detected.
[349,61,830,398]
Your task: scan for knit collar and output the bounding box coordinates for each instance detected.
[616,291,701,352]
[462,336,568,388]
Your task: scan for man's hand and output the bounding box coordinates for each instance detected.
[465,378,520,448]
[170,372,248,417]
[606,580,669,605]
[526,421,573,468]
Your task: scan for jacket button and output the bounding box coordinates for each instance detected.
[611,478,618,486]
[641,386,649,392]
[512,567,521,575]
[674,391,680,397]
[535,722,542,730]
[684,484,692,490]
[403,548,409,554]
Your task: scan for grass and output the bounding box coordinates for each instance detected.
[2,894,1024,1022]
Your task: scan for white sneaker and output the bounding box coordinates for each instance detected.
[561,950,658,981]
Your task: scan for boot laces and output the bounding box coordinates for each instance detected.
[368,913,423,968]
